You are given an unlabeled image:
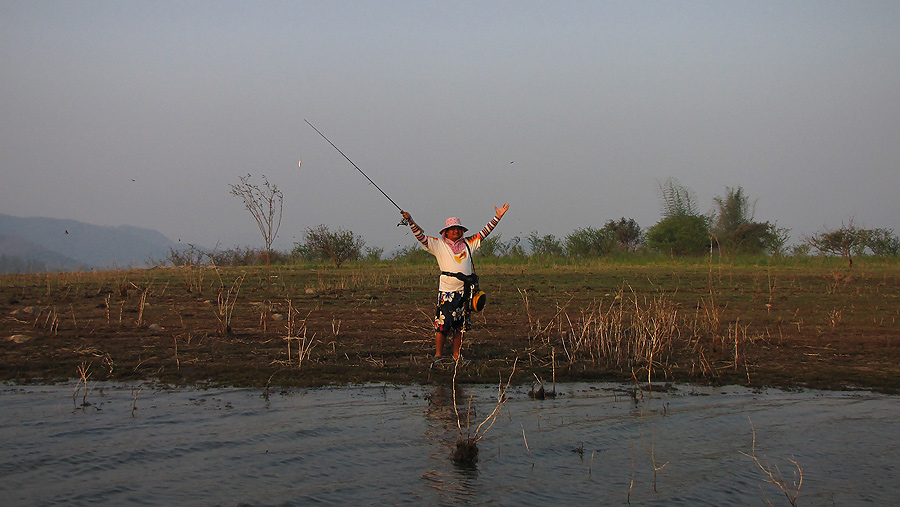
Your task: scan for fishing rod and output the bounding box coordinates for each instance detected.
[305,119,408,225]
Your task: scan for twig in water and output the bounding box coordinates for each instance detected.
[551,347,557,395]
[451,358,518,463]
[131,387,142,417]
[740,417,803,507]
[73,362,92,407]
[652,435,669,493]
[521,423,534,467]
[627,439,636,504]
[529,373,546,399]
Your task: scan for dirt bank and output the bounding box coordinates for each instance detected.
[2,262,899,393]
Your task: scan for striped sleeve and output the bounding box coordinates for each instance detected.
[409,221,428,246]
[475,215,502,240]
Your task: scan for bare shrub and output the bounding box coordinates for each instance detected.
[229,174,283,271]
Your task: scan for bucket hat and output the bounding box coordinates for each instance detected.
[439,217,468,235]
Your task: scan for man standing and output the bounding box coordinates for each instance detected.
[400,204,509,365]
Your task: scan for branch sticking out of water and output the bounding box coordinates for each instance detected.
[740,417,803,507]
[73,362,92,408]
[451,357,518,464]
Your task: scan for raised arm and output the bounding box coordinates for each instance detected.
[473,203,510,240]
[401,210,428,246]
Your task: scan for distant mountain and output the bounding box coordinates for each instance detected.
[0,213,178,273]
[0,234,90,273]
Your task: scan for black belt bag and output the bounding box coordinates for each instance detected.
[441,271,486,312]
[441,243,486,312]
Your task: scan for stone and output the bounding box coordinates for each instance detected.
[9,334,35,344]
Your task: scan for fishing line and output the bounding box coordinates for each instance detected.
[305,119,408,225]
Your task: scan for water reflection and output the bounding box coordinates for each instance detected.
[1,383,897,505]
[422,384,483,502]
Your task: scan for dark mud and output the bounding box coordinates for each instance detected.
[2,262,899,392]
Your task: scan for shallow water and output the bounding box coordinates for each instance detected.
[1,381,896,506]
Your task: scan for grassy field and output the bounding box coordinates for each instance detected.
[2,257,899,392]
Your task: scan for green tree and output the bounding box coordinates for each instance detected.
[477,234,525,259]
[712,186,752,232]
[646,215,710,256]
[364,246,384,262]
[806,219,868,268]
[648,179,709,256]
[602,218,643,252]
[658,177,700,218]
[527,231,565,258]
[391,244,431,264]
[711,186,787,256]
[866,228,900,257]
[565,227,615,258]
[295,225,365,268]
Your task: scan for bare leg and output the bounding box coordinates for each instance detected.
[435,331,445,357]
[452,331,463,360]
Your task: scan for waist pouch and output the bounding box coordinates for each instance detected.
[441,272,485,311]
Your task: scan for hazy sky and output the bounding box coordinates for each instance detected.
[3,1,899,255]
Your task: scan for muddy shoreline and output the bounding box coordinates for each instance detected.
[3,262,899,393]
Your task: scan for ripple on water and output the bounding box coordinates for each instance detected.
[0,383,897,505]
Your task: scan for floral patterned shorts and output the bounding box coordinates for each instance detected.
[434,291,469,334]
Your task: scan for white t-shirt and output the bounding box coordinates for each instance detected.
[423,236,482,292]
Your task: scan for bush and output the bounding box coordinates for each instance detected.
[710,186,788,256]
[790,244,811,257]
[210,246,260,266]
[477,234,526,259]
[527,231,566,258]
[565,227,615,258]
[167,244,207,266]
[295,225,365,268]
[603,218,644,252]
[717,221,787,257]
[364,246,384,262]
[805,220,869,268]
[867,228,900,257]
[391,244,432,264]
[646,215,710,256]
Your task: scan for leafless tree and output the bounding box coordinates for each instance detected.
[229,174,283,271]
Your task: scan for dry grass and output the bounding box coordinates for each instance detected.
[1,260,899,390]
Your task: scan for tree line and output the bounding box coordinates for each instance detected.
[172,174,898,268]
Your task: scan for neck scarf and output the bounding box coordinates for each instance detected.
[443,235,468,255]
